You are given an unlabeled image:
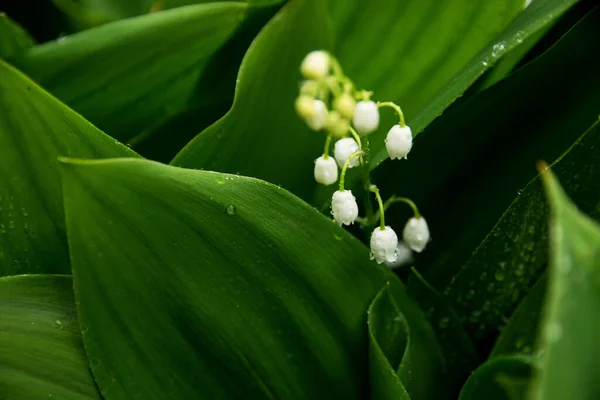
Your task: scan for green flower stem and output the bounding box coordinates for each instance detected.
[323,134,332,159]
[348,127,364,165]
[361,135,374,220]
[371,195,421,223]
[369,185,386,229]
[339,151,364,191]
[377,101,406,127]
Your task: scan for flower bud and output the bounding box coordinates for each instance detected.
[331,190,359,226]
[333,137,359,169]
[304,99,328,131]
[385,124,413,160]
[314,156,338,185]
[295,95,316,119]
[300,80,319,96]
[384,242,414,269]
[402,217,430,252]
[326,111,349,138]
[352,100,379,135]
[300,51,330,80]
[370,226,398,264]
[334,92,356,120]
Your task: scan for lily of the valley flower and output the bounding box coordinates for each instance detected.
[352,100,379,135]
[385,124,413,160]
[370,226,398,264]
[304,99,328,131]
[384,241,414,269]
[402,217,430,252]
[331,190,359,226]
[300,51,330,80]
[326,111,349,138]
[333,138,360,169]
[334,92,356,120]
[314,156,338,185]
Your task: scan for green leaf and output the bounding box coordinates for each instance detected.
[52,0,153,29]
[369,0,580,168]
[406,269,479,396]
[11,3,248,143]
[368,282,445,400]
[174,0,525,202]
[172,0,330,201]
[0,274,100,399]
[58,156,413,399]
[400,7,600,343]
[529,167,600,400]
[0,13,35,59]
[458,356,535,400]
[0,59,137,277]
[490,274,546,358]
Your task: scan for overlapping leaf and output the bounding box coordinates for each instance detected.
[0,275,100,399]
[58,157,442,399]
[0,13,35,59]
[0,59,137,277]
[529,168,600,400]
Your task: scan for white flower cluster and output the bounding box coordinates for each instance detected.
[296,50,429,267]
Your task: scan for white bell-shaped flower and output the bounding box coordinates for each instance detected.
[331,190,359,226]
[385,124,413,160]
[370,226,398,264]
[402,217,430,252]
[352,100,379,135]
[305,99,328,131]
[314,156,338,185]
[333,138,359,169]
[384,241,414,269]
[301,51,330,80]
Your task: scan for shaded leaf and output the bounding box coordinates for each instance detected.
[0,274,100,399]
[52,0,153,29]
[458,356,535,400]
[59,157,411,399]
[529,167,600,400]
[490,274,546,358]
[0,59,137,277]
[0,13,35,59]
[11,3,248,143]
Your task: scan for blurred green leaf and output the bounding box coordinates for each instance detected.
[368,282,445,400]
[11,3,248,143]
[52,0,153,29]
[490,274,546,358]
[0,59,137,277]
[399,8,600,345]
[458,356,534,400]
[58,156,420,399]
[406,269,479,396]
[369,0,580,167]
[529,167,600,400]
[0,13,35,59]
[0,275,100,399]
[174,0,525,202]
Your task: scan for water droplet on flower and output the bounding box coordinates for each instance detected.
[226,205,236,215]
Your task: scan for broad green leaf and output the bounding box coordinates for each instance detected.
[406,269,478,396]
[52,0,153,29]
[458,356,535,400]
[11,3,248,143]
[0,275,100,399]
[368,283,445,400]
[172,0,330,201]
[174,0,524,202]
[369,0,580,167]
[401,8,600,343]
[0,13,35,59]
[529,167,600,400]
[490,275,546,357]
[0,59,137,277]
[58,156,435,399]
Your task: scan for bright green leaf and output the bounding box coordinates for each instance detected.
[58,156,412,399]
[11,3,248,143]
[0,274,100,399]
[369,0,580,167]
[490,274,546,358]
[368,282,445,400]
[529,167,600,400]
[0,13,35,59]
[0,59,137,277]
[458,356,535,400]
